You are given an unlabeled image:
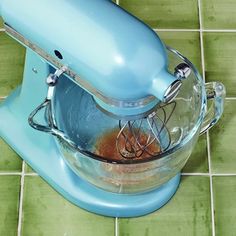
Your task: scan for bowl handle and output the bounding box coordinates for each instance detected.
[200,82,226,135]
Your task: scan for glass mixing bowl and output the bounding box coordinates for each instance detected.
[30,47,225,194]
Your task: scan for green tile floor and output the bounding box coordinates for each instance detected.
[0,0,236,235]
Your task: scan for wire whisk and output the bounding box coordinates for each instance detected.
[116,101,176,159]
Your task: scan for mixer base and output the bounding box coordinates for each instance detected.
[0,87,180,217]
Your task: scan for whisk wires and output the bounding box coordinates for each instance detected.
[116,101,176,159]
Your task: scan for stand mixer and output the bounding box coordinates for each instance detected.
[0,0,225,217]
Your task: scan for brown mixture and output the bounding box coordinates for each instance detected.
[94,128,161,162]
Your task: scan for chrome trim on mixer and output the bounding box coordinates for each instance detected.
[174,63,191,79]
[4,23,157,109]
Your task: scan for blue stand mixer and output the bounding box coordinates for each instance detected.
[0,0,225,217]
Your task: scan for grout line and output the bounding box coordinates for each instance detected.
[24,172,39,176]
[225,97,236,100]
[154,28,200,32]
[202,29,236,32]
[213,173,236,176]
[197,1,215,236]
[198,2,206,82]
[181,173,210,176]
[0,172,38,176]
[182,173,236,176]
[207,131,216,236]
[17,161,26,236]
[115,217,119,236]
[153,28,236,33]
[0,172,22,176]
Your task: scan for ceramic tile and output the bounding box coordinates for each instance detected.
[201,0,236,29]
[0,31,25,97]
[213,176,236,236]
[25,164,36,173]
[210,100,236,173]
[203,33,236,97]
[158,31,202,73]
[118,176,211,236]
[183,134,208,173]
[0,17,3,28]
[0,176,20,236]
[119,0,199,29]
[0,138,22,172]
[21,176,115,236]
